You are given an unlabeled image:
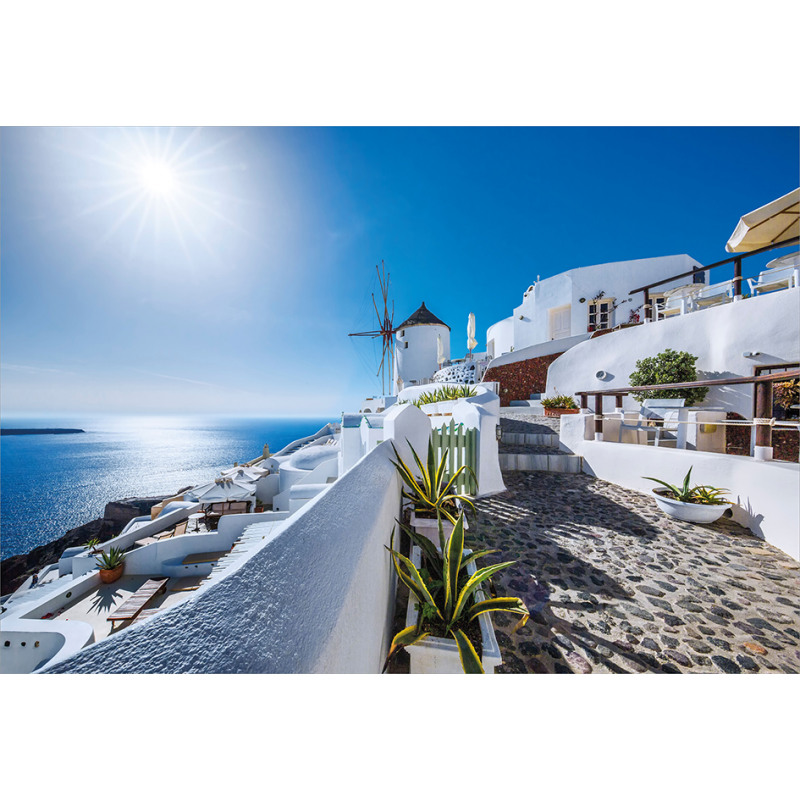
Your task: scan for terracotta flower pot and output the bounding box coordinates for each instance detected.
[99,565,124,584]
[544,407,579,417]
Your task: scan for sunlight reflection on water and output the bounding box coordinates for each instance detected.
[0,415,330,559]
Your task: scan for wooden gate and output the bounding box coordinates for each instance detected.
[430,420,478,496]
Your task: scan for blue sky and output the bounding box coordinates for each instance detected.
[1,126,797,417]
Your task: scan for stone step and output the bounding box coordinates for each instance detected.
[499,452,583,473]
[501,432,560,447]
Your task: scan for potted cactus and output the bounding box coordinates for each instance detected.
[644,467,732,523]
[96,547,126,584]
[384,514,529,673]
[390,440,475,544]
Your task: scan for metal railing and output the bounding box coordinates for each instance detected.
[575,369,799,460]
[628,237,799,320]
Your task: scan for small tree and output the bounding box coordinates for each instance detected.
[628,348,708,405]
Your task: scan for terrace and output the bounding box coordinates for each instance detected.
[388,411,800,674]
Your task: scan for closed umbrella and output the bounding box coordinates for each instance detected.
[467,312,477,355]
[726,188,799,252]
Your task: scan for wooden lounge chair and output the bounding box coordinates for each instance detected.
[107,577,169,629]
[135,520,188,547]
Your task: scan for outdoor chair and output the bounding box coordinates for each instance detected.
[617,398,686,447]
[692,279,735,308]
[747,252,800,296]
[659,285,700,319]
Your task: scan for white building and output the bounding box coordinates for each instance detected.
[393,302,450,390]
[486,254,706,358]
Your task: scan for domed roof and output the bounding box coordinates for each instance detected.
[396,302,450,330]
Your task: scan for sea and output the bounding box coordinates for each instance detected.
[0,415,331,560]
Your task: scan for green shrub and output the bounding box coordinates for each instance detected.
[628,348,708,405]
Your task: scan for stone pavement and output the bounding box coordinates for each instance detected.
[471,472,800,673]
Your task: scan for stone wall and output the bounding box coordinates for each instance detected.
[484,352,565,405]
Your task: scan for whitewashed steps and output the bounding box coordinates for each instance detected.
[501,432,559,448]
[499,452,583,473]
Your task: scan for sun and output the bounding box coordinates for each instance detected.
[139,159,176,195]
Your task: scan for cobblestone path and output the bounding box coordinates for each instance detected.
[471,472,800,674]
[499,410,560,435]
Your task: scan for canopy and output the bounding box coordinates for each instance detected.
[726,188,799,253]
[184,476,255,503]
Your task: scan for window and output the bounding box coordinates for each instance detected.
[587,298,614,331]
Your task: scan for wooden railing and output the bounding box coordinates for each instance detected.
[628,237,799,321]
[576,369,799,458]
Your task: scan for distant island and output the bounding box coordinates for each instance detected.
[1,428,86,436]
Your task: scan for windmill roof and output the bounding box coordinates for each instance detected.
[397,302,450,330]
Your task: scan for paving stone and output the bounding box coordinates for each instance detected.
[711,655,741,674]
[451,467,800,676]
[664,649,691,667]
[736,654,760,672]
[565,651,592,673]
[708,637,731,651]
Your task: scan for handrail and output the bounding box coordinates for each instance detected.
[628,236,799,320]
[575,369,798,460]
[575,369,799,397]
[628,237,799,295]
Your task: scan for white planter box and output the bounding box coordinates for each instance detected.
[652,490,732,523]
[404,546,502,674]
[409,512,468,546]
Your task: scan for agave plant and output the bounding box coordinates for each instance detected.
[84,537,102,553]
[95,547,126,570]
[384,513,529,673]
[644,467,728,505]
[391,439,476,524]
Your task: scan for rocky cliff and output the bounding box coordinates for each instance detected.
[1,496,168,595]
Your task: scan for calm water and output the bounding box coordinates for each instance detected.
[0,415,331,560]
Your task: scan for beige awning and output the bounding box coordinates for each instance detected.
[725,188,799,253]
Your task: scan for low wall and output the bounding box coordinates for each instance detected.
[560,413,800,560]
[44,442,403,673]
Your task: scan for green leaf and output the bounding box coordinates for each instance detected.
[451,627,484,673]
[443,513,465,617]
[383,625,429,672]
[468,596,530,623]
[451,560,517,624]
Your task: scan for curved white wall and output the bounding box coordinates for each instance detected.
[43,443,402,674]
[395,324,450,388]
[487,316,514,358]
[547,288,800,416]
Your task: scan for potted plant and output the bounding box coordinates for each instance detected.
[384,514,529,673]
[644,467,732,523]
[96,547,126,584]
[390,440,476,544]
[84,537,102,554]
[541,393,580,417]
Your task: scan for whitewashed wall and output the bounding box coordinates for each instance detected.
[560,413,800,560]
[394,323,450,387]
[495,254,704,353]
[486,316,514,358]
[547,288,800,416]
[44,442,403,674]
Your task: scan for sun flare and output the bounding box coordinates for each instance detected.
[139,159,176,195]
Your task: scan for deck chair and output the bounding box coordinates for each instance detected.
[747,252,800,296]
[659,285,699,319]
[617,398,685,447]
[692,279,734,308]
